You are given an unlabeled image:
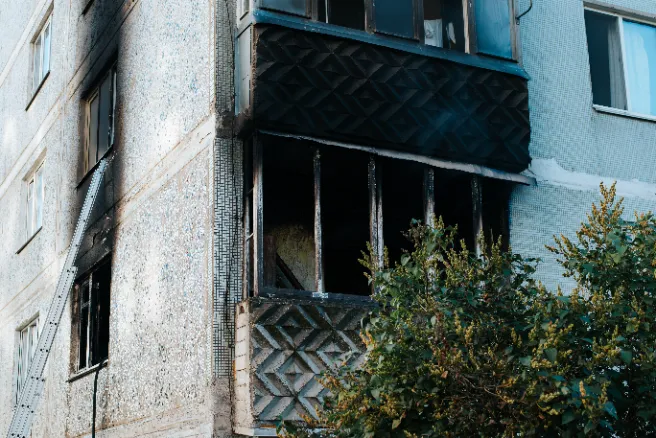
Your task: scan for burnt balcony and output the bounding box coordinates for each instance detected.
[236,4,531,174]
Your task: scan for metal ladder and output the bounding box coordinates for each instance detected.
[7,158,110,438]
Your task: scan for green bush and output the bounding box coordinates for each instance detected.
[278,184,656,437]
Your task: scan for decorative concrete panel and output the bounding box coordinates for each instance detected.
[234,296,373,434]
[249,24,531,173]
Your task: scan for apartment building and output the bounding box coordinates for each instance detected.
[2,0,656,437]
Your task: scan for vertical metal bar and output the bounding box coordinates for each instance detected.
[464,0,477,55]
[243,192,251,300]
[423,168,435,226]
[618,16,631,111]
[471,175,483,257]
[253,136,264,296]
[313,149,325,293]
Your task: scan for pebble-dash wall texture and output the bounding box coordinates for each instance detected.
[0,0,232,436]
[511,0,656,290]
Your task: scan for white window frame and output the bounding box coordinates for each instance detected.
[585,6,656,120]
[25,163,45,241]
[14,317,39,406]
[32,15,52,94]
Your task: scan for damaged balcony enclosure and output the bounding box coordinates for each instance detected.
[236,0,531,173]
[234,0,532,435]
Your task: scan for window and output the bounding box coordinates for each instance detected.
[85,66,117,174]
[74,261,111,371]
[585,9,656,116]
[26,164,44,239]
[32,15,52,93]
[257,0,517,59]
[245,137,510,297]
[15,318,39,405]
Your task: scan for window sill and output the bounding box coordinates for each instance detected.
[16,227,43,254]
[68,360,108,383]
[25,71,50,111]
[593,104,656,123]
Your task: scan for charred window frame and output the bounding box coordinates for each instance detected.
[244,137,511,299]
[84,65,117,175]
[254,0,520,60]
[72,259,111,373]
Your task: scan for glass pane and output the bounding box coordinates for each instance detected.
[623,20,656,116]
[98,73,112,159]
[260,0,307,17]
[35,167,43,229]
[27,181,34,236]
[88,94,99,171]
[474,0,513,59]
[42,21,51,76]
[33,35,42,90]
[374,0,415,39]
[584,11,627,109]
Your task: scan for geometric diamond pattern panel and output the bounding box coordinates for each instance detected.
[242,298,372,427]
[251,24,531,173]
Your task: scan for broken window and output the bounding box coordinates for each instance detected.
[423,0,465,51]
[246,136,512,298]
[15,317,39,405]
[74,260,111,371]
[316,0,366,30]
[584,9,656,115]
[85,66,117,174]
[25,163,44,240]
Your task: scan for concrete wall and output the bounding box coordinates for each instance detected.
[510,0,656,290]
[0,0,232,436]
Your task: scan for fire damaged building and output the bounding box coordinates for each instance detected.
[3,0,656,437]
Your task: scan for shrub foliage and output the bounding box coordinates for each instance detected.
[278,184,656,437]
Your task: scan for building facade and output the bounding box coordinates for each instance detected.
[1,0,656,437]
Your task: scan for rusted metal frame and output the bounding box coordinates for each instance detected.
[253,135,265,296]
[471,175,483,257]
[423,168,435,225]
[313,148,325,294]
[368,157,384,270]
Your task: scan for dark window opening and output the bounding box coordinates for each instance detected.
[374,0,415,39]
[263,141,316,291]
[482,178,511,251]
[321,147,370,295]
[434,170,475,250]
[75,260,111,371]
[261,0,307,17]
[86,66,117,174]
[318,0,366,30]
[584,10,627,109]
[423,0,465,51]
[382,159,424,266]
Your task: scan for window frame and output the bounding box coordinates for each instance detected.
[584,5,656,118]
[84,65,117,176]
[73,259,112,374]
[302,0,521,59]
[25,163,45,241]
[14,316,39,406]
[244,137,507,299]
[31,14,52,96]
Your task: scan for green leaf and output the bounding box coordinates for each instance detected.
[620,350,632,364]
[562,410,576,425]
[519,356,532,366]
[545,348,558,363]
[392,418,402,429]
[604,401,618,419]
[584,420,595,434]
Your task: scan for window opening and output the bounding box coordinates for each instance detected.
[434,170,475,250]
[26,164,44,239]
[32,16,52,93]
[474,0,513,59]
[324,0,366,30]
[76,261,111,371]
[424,0,465,51]
[15,318,39,405]
[262,141,316,291]
[86,67,117,173]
